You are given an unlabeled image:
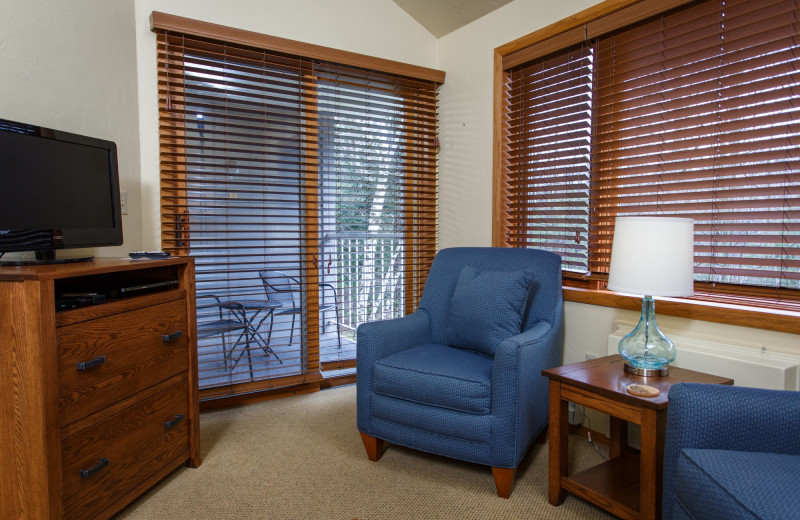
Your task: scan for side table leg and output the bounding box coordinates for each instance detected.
[548,379,568,506]
[609,416,628,459]
[640,408,667,520]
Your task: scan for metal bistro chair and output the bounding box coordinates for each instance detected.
[258,270,342,353]
[195,296,249,374]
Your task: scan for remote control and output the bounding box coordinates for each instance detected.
[129,251,171,259]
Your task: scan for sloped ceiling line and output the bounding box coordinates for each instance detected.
[392,0,514,38]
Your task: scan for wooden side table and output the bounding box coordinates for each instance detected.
[542,355,733,520]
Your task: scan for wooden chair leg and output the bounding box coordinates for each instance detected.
[492,466,516,498]
[360,432,385,462]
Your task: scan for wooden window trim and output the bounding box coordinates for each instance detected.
[493,0,800,336]
[565,287,800,336]
[150,11,445,84]
[494,0,694,60]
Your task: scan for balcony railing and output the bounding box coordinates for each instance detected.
[324,231,405,336]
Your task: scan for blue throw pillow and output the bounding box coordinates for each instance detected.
[446,266,537,356]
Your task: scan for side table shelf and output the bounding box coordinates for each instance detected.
[562,453,641,519]
[543,355,733,520]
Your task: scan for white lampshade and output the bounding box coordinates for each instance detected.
[607,216,695,297]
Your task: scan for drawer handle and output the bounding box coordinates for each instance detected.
[162,330,183,343]
[80,458,109,479]
[164,414,185,430]
[76,356,106,371]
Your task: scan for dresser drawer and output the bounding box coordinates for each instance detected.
[57,299,189,426]
[61,380,190,520]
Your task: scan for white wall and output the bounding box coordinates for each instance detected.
[436,0,800,364]
[132,0,439,249]
[0,0,142,259]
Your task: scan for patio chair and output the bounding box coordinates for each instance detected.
[258,270,342,352]
[195,296,250,375]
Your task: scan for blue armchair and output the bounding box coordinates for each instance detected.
[663,383,800,520]
[356,247,563,497]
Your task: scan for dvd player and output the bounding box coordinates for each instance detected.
[113,279,179,297]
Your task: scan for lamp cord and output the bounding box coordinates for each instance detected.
[579,405,608,461]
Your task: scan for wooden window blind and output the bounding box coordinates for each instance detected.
[154,14,440,398]
[506,43,594,273]
[499,0,800,309]
[315,63,438,336]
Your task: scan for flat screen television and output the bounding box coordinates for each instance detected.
[0,118,123,266]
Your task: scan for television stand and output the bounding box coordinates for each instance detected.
[0,249,94,266]
[0,257,200,520]
[0,256,94,267]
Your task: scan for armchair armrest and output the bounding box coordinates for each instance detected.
[504,321,553,344]
[663,383,800,520]
[356,310,430,361]
[490,319,564,467]
[356,310,431,433]
[666,383,800,453]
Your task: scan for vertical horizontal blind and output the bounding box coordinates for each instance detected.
[506,44,594,272]
[156,29,439,395]
[316,63,438,343]
[504,0,800,302]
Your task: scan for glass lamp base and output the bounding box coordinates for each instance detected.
[623,363,669,377]
[618,296,676,377]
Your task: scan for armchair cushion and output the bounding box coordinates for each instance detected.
[373,344,493,415]
[446,266,536,356]
[673,449,800,520]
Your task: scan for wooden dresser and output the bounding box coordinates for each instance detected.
[0,257,200,519]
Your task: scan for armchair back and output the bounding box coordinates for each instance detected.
[418,247,563,348]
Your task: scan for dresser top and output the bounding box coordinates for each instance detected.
[0,256,191,281]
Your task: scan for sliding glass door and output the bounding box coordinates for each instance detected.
[156,28,439,399]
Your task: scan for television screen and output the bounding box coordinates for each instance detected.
[0,118,122,263]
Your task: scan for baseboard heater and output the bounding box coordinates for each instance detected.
[607,323,800,391]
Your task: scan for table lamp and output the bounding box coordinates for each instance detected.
[607,216,695,376]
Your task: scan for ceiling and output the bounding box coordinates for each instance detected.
[392,0,514,38]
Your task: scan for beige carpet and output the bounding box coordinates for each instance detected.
[115,385,615,519]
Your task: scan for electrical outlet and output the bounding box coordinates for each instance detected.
[568,402,585,425]
[120,190,128,215]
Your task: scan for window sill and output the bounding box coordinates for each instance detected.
[563,286,800,336]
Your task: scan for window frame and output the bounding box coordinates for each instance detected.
[493,0,800,335]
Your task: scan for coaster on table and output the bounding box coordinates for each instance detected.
[627,384,660,398]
